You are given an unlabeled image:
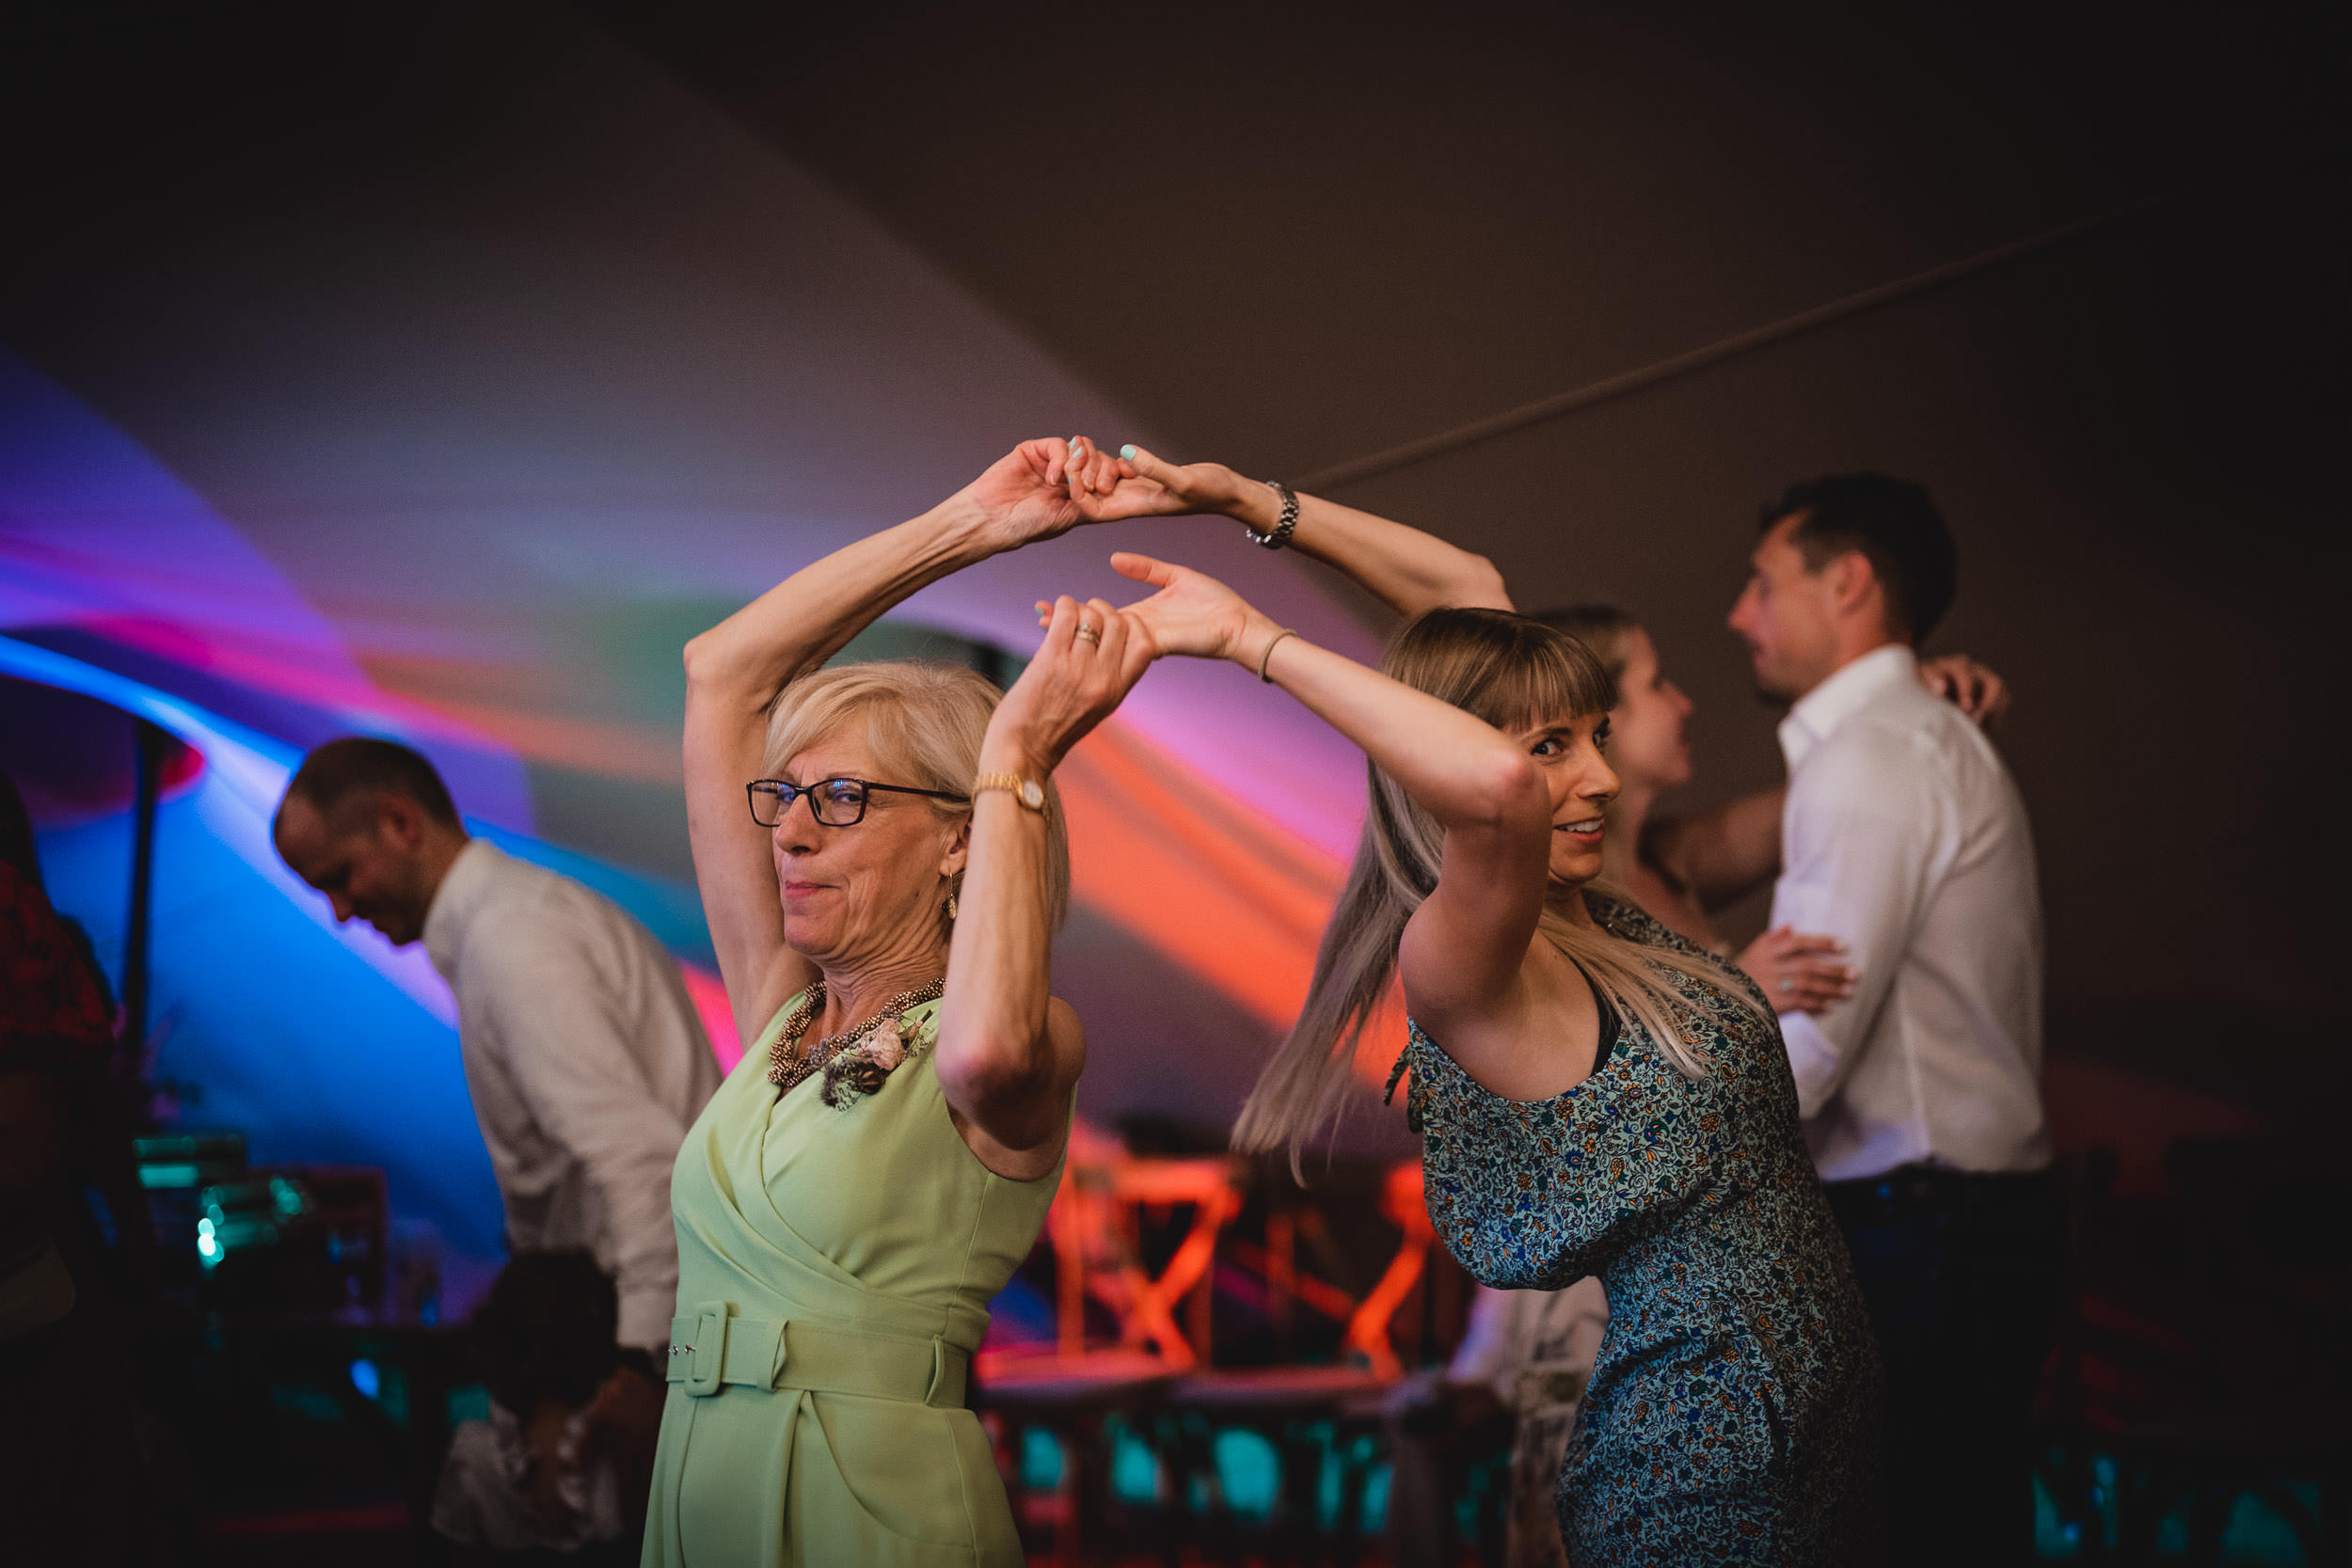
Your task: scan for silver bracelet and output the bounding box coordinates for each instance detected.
[1244,480,1299,549]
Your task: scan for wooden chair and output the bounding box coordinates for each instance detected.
[1057,1154,1245,1370]
[976,1149,1246,1564]
[1161,1160,1439,1565]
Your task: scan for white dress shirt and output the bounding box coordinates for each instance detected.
[423,841,722,1349]
[1771,644,2052,1182]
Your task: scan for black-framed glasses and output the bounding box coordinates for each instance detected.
[745,776,970,828]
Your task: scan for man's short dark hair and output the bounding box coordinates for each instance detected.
[1760,473,1958,644]
[282,736,460,830]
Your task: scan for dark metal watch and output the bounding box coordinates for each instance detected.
[1244,479,1299,549]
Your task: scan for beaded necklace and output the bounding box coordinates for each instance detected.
[765,975,946,1101]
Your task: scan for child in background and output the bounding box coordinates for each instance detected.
[431,1250,633,1561]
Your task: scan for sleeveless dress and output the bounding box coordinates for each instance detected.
[643,994,1063,1567]
[1393,894,1881,1565]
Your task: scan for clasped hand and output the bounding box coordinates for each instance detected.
[971,436,1290,773]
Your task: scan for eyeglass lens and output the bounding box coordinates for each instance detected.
[752,779,868,826]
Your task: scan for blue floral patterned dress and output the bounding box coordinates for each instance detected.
[1393,894,1880,1564]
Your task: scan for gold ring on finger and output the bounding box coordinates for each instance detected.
[1074,623,1102,644]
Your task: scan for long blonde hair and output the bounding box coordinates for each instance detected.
[1231,609,1759,1162]
[763,660,1072,932]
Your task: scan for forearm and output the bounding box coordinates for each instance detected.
[935,782,1062,1148]
[1254,629,1541,832]
[683,492,1002,705]
[1227,484,1513,617]
[1646,786,1787,910]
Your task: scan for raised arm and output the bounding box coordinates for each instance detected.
[935,594,1154,1177]
[1064,442,1514,616]
[1106,553,1557,1072]
[681,438,1090,1048]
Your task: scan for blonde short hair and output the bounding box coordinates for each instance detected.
[762,660,1071,930]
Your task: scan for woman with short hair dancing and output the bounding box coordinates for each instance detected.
[647,438,1148,1566]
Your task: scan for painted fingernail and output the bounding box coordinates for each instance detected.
[1069,436,1084,453]
[1120,444,1137,460]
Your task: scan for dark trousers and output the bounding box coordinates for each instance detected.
[1826,1165,2068,1568]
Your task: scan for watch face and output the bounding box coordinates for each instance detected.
[1019,780,1044,809]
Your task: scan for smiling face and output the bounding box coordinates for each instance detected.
[1513,710,1621,888]
[273,791,447,946]
[1606,626,1693,794]
[769,728,969,971]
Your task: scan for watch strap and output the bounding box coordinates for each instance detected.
[1244,479,1299,549]
[972,771,1051,819]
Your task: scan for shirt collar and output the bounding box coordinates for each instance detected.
[1777,643,1916,772]
[421,837,498,982]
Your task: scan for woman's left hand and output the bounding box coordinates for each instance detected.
[958,437,1095,549]
[1060,440,1255,523]
[985,594,1157,774]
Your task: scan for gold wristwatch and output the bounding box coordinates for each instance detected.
[972,771,1051,819]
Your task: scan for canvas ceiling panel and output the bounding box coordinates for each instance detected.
[6,3,1377,863]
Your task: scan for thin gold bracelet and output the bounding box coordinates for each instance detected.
[1257,627,1298,683]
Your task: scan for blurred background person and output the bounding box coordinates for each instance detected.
[1,770,184,1566]
[1386,1277,1611,1568]
[273,738,722,1527]
[432,1250,634,1562]
[1730,473,2059,1566]
[1539,604,2007,1007]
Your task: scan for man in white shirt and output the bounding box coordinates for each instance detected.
[272,736,722,1523]
[1729,474,2063,1565]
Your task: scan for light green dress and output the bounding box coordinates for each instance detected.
[643,994,1063,1567]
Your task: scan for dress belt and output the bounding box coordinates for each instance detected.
[664,1300,968,1409]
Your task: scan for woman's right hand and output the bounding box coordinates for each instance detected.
[1734,926,1857,1015]
[1104,551,1284,667]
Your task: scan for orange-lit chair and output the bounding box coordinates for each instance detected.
[975,1150,1246,1564]
[1059,1154,1244,1369]
[1163,1160,1438,1562]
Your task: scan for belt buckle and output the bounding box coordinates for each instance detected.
[686,1302,730,1397]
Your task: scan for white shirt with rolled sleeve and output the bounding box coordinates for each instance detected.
[1770,643,2052,1183]
[423,840,723,1350]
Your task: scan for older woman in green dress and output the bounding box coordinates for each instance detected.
[648,438,1152,1566]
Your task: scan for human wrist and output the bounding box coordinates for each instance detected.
[1231,614,1292,673]
[977,726,1055,783]
[927,488,1022,557]
[1225,474,1282,531]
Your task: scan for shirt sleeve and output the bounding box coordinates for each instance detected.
[469,916,693,1352]
[1771,721,1952,1119]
